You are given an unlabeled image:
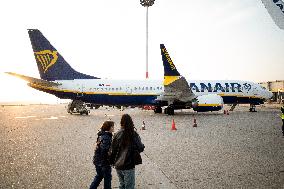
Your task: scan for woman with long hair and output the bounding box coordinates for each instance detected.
[90,121,114,189]
[110,114,145,189]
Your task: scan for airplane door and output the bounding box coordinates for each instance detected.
[76,83,84,97]
[252,86,259,96]
[243,86,250,95]
[126,85,132,95]
[253,86,260,96]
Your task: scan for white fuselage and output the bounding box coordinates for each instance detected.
[45,79,272,105]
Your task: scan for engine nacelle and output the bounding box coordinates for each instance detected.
[193,94,223,112]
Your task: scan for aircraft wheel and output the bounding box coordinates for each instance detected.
[165,107,174,115]
[167,108,174,115]
[154,106,162,113]
[164,108,168,114]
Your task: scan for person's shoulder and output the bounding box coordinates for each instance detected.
[134,131,140,137]
[133,131,142,140]
[97,130,103,136]
[113,129,123,138]
[101,131,112,140]
[115,129,124,134]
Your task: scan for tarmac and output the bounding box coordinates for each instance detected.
[0,104,283,189]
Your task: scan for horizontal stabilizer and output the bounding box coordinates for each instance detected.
[5,72,61,87]
[158,76,196,103]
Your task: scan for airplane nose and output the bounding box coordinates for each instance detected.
[268,91,273,99]
[264,91,273,99]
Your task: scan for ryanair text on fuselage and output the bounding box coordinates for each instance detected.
[189,82,251,93]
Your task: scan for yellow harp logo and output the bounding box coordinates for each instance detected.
[35,50,58,73]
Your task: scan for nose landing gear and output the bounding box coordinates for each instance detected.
[249,104,257,112]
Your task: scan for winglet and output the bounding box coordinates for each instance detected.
[261,0,284,30]
[160,44,181,85]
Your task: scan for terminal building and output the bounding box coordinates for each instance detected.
[259,80,284,103]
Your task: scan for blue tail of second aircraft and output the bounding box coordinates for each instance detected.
[28,29,99,81]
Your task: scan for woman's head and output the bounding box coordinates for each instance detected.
[120,114,135,147]
[120,114,134,129]
[101,121,114,132]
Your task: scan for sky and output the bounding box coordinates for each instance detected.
[0,0,283,103]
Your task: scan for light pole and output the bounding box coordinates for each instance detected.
[140,0,155,79]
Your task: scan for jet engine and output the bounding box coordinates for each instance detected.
[193,94,223,112]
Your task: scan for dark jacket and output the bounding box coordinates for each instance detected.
[110,129,145,170]
[93,131,113,167]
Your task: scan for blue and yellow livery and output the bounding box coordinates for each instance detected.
[28,29,98,81]
[6,30,273,115]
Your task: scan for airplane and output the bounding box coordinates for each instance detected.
[6,29,273,115]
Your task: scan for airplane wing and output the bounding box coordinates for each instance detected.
[261,0,284,30]
[5,72,61,87]
[158,44,196,104]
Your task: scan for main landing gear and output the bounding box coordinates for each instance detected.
[164,106,175,115]
[154,106,175,115]
[154,106,162,113]
[249,104,257,112]
[67,100,90,115]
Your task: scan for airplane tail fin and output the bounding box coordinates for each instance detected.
[160,44,180,85]
[261,0,284,30]
[158,44,196,103]
[28,29,99,81]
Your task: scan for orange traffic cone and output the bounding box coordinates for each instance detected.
[171,119,177,130]
[142,121,146,130]
[193,117,197,127]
